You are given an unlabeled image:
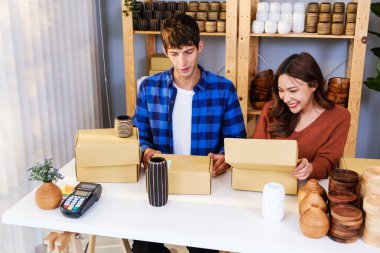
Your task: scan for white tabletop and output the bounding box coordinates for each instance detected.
[2,159,378,253]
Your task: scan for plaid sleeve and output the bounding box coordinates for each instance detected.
[133,81,154,153]
[219,85,247,153]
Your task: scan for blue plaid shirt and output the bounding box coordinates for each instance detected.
[133,65,246,155]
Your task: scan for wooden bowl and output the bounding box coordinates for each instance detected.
[307,2,320,13]
[177,1,188,12]
[331,204,362,222]
[317,22,331,35]
[188,1,199,12]
[199,1,210,12]
[332,168,358,183]
[328,85,349,94]
[196,20,205,32]
[185,11,196,19]
[205,21,217,33]
[328,233,359,244]
[328,91,348,99]
[362,227,380,247]
[331,23,344,35]
[210,1,221,12]
[252,101,267,110]
[217,21,226,33]
[328,191,358,207]
[196,11,208,20]
[332,13,345,23]
[320,3,332,13]
[219,11,226,21]
[305,25,318,33]
[363,195,380,214]
[362,166,380,183]
[221,1,227,12]
[208,11,219,21]
[333,2,345,13]
[346,3,358,14]
[345,23,356,35]
[319,13,332,23]
[366,176,380,196]
[328,177,357,193]
[346,13,357,23]
[166,1,177,11]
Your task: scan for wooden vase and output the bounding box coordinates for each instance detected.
[35,182,63,210]
[300,204,330,238]
[298,179,327,203]
[299,190,327,215]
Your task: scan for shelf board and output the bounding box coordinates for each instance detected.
[250,32,355,39]
[134,31,226,36]
[247,107,262,116]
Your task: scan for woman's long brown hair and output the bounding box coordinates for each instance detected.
[268,52,334,138]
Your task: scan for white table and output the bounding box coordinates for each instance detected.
[2,159,378,253]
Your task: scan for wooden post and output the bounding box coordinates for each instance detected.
[121,0,137,116]
[121,238,133,253]
[88,235,97,253]
[344,0,371,157]
[225,0,238,86]
[44,232,58,253]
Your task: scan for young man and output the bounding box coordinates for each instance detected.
[133,14,246,253]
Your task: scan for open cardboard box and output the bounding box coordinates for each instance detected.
[152,154,212,195]
[225,138,298,195]
[150,54,173,71]
[75,128,140,182]
[339,157,380,176]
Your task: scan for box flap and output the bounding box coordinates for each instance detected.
[225,138,297,173]
[153,154,211,173]
[340,157,380,175]
[75,128,140,167]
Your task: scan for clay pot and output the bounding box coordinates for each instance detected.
[298,179,327,203]
[300,204,329,238]
[299,190,327,214]
[35,182,62,210]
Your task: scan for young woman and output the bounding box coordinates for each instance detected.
[253,53,350,180]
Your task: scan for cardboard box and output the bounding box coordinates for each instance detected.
[340,157,380,176]
[148,70,163,76]
[152,154,212,195]
[225,138,298,195]
[150,54,172,70]
[75,128,140,182]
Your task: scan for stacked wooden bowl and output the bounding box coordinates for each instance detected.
[327,77,350,107]
[190,0,227,33]
[305,2,319,33]
[249,69,273,110]
[331,2,345,35]
[362,195,380,248]
[298,179,329,238]
[360,166,380,199]
[329,168,359,194]
[345,2,357,35]
[329,204,363,243]
[317,2,331,35]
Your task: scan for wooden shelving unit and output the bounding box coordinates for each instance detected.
[121,0,238,117]
[237,0,371,157]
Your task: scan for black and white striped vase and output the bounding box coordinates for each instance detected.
[147,157,168,207]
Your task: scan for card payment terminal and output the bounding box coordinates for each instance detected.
[60,182,102,218]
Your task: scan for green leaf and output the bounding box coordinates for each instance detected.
[371,47,380,58]
[364,62,380,92]
[369,31,380,38]
[371,2,380,17]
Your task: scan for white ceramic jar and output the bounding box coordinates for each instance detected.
[256,11,268,21]
[265,20,277,34]
[293,12,305,24]
[270,2,281,12]
[252,20,265,34]
[292,22,305,33]
[278,21,292,34]
[281,2,293,13]
[294,2,306,13]
[281,12,293,23]
[262,183,285,222]
[268,11,281,22]
[257,2,270,12]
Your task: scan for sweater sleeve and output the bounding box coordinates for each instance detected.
[253,101,273,139]
[309,108,351,179]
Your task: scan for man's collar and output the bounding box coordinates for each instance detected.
[165,65,207,91]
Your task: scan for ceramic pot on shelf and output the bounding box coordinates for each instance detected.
[35,182,63,210]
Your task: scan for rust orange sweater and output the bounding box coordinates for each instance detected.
[253,101,351,179]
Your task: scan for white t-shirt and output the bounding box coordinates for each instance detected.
[172,83,195,155]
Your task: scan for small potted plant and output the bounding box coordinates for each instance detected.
[28,158,64,210]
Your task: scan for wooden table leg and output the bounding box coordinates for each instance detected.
[54,232,71,253]
[88,235,97,253]
[70,233,83,253]
[121,238,132,253]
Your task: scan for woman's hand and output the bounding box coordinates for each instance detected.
[292,158,313,180]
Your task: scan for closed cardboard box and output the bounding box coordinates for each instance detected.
[340,157,380,176]
[148,70,163,76]
[75,128,140,182]
[152,154,212,195]
[150,54,172,70]
[225,138,298,195]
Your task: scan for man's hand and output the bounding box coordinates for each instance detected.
[208,153,230,177]
[143,148,161,168]
[291,158,313,180]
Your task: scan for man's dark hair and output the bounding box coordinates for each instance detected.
[161,14,200,52]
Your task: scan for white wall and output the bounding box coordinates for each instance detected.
[101,0,380,158]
